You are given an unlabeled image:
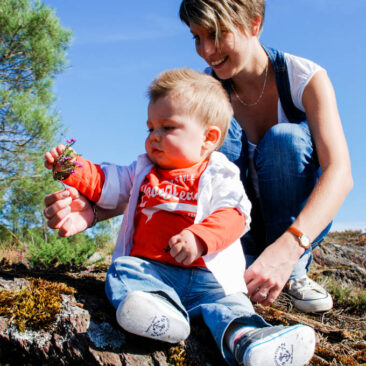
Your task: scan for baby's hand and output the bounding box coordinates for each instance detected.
[45,143,80,181]
[168,229,205,265]
[44,144,67,170]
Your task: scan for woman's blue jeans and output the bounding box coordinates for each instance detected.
[238,122,331,278]
[106,256,269,366]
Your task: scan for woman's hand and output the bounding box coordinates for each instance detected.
[44,187,93,237]
[244,233,304,305]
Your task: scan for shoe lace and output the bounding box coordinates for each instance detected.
[290,276,322,293]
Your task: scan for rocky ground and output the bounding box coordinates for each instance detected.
[0,231,365,365]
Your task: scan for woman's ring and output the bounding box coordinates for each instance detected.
[257,291,268,298]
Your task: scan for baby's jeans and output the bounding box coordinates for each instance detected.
[105,256,270,366]
[241,122,332,278]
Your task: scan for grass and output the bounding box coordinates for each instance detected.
[0,240,27,265]
[325,277,366,313]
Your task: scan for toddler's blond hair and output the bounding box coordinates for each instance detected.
[148,68,232,148]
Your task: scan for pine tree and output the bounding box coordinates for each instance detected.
[0,0,71,232]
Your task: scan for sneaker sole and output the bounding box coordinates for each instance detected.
[292,294,333,313]
[116,291,190,343]
[244,324,315,366]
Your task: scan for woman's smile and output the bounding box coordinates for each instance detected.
[210,56,228,68]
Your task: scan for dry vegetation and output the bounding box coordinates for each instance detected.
[259,231,366,366]
[0,231,365,365]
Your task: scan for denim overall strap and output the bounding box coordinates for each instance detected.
[206,67,267,249]
[262,45,307,123]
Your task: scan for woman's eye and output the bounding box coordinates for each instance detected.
[192,35,200,44]
[147,128,153,133]
[163,126,175,131]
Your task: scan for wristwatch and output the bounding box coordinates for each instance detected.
[286,226,311,250]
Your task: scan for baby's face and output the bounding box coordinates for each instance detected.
[145,94,208,169]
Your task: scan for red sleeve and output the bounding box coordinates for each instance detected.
[186,207,245,255]
[62,156,105,202]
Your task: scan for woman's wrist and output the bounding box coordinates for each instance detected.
[271,232,306,265]
[283,231,307,258]
[87,202,126,227]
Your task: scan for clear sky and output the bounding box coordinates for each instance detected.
[43,0,365,232]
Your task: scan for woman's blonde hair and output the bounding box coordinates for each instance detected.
[148,68,233,148]
[179,0,265,43]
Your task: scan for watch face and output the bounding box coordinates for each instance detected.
[300,235,311,248]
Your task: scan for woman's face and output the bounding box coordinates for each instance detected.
[190,23,252,80]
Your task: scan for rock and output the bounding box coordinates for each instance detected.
[0,270,222,365]
[123,354,155,365]
[87,321,126,351]
[0,317,8,333]
[86,252,104,264]
[89,349,122,366]
[313,241,366,286]
[151,351,169,365]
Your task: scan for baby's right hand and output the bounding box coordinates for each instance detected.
[44,144,67,170]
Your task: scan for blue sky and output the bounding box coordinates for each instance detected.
[43,0,365,231]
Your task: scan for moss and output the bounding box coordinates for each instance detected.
[353,349,366,363]
[0,278,75,332]
[167,345,197,366]
[315,345,360,365]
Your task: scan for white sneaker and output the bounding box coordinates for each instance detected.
[287,275,333,313]
[234,324,316,366]
[116,291,190,343]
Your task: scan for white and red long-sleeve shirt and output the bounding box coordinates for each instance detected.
[64,152,251,294]
[65,156,245,268]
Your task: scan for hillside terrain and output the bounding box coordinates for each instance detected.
[0,231,365,365]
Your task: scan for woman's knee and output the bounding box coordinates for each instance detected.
[256,122,317,175]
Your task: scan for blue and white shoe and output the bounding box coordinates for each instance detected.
[116,291,190,343]
[234,324,315,366]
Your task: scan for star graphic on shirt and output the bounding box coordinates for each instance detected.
[142,202,197,222]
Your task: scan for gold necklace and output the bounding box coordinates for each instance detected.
[231,59,269,107]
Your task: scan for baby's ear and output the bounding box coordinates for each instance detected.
[203,126,221,151]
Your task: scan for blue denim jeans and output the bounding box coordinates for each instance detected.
[220,121,331,279]
[105,256,269,366]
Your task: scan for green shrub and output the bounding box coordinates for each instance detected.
[0,225,13,243]
[326,278,366,313]
[26,231,96,267]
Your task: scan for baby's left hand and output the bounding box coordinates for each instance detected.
[168,229,205,265]
[44,144,67,170]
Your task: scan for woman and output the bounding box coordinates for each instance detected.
[44,0,352,313]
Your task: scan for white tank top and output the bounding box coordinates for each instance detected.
[249,53,325,197]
